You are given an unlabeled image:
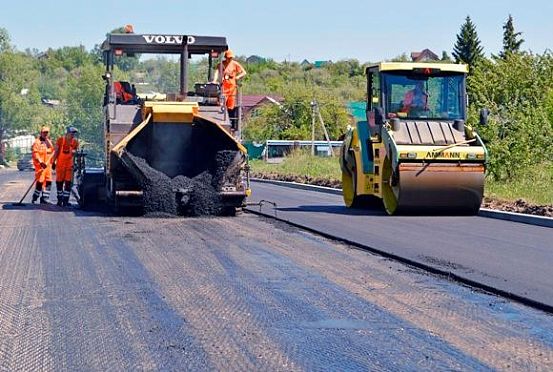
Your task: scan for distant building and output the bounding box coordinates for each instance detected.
[300,59,311,67]
[246,55,266,64]
[3,135,35,153]
[313,60,332,68]
[241,95,283,119]
[410,49,439,62]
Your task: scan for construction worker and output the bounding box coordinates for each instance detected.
[212,50,247,129]
[31,126,54,204]
[402,81,429,114]
[52,127,79,207]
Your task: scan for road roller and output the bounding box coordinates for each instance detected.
[340,62,488,215]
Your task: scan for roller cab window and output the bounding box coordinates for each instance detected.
[382,71,465,121]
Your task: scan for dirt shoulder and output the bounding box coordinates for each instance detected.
[252,171,553,218]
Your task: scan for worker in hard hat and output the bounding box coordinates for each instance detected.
[52,127,79,207]
[31,126,54,204]
[212,50,247,129]
[401,81,429,115]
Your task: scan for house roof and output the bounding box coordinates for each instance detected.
[410,49,439,62]
[241,95,283,110]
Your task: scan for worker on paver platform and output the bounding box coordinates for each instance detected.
[31,126,54,204]
[53,127,79,207]
[212,50,246,129]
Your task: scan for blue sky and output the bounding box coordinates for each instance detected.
[2,0,552,62]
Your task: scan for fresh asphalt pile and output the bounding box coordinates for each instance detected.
[125,150,239,216]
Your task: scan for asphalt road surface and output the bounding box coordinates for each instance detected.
[1,169,552,370]
[248,180,553,310]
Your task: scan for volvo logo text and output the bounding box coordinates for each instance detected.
[142,35,196,44]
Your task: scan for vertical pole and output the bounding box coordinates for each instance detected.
[208,53,213,82]
[180,43,189,97]
[311,101,316,156]
[316,103,334,157]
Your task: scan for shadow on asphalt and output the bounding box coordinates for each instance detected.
[275,204,477,218]
[1,202,109,217]
[276,205,387,216]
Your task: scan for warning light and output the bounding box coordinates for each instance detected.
[114,49,123,56]
[210,51,219,58]
[424,68,431,74]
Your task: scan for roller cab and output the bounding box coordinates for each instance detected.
[340,62,488,215]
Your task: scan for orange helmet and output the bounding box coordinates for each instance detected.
[224,50,235,59]
[124,24,134,33]
[40,126,50,133]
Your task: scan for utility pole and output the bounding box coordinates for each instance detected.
[310,100,316,156]
[315,102,334,157]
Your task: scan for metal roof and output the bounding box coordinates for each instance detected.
[366,62,468,74]
[101,33,228,55]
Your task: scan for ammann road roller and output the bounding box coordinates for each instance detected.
[340,62,488,214]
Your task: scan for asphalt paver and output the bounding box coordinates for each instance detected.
[1,170,552,370]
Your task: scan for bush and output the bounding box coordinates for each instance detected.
[469,53,553,180]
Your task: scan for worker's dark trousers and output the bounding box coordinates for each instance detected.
[228,107,238,130]
[33,181,51,203]
[56,181,71,206]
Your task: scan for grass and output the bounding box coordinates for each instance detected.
[486,162,553,205]
[251,151,341,181]
[251,152,552,206]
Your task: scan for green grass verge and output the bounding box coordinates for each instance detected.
[251,152,341,180]
[251,153,552,206]
[486,162,553,205]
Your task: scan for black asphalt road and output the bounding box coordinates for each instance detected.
[248,180,553,309]
[1,170,553,370]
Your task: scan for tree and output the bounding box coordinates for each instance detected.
[0,27,11,52]
[109,27,139,71]
[452,16,484,67]
[441,51,452,62]
[500,15,524,58]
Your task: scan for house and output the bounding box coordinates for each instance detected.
[246,55,266,64]
[300,59,311,67]
[313,60,331,68]
[410,49,439,62]
[241,95,283,119]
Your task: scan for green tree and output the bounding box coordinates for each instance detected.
[468,52,553,180]
[0,51,46,163]
[64,63,105,157]
[109,27,140,71]
[0,27,11,52]
[243,82,351,142]
[499,15,524,58]
[452,16,484,67]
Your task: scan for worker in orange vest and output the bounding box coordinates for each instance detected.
[212,50,247,129]
[31,126,54,204]
[52,127,79,207]
[401,81,429,114]
[114,81,135,104]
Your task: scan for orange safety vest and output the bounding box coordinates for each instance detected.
[114,81,134,103]
[218,60,245,110]
[402,90,428,112]
[56,136,79,168]
[32,137,54,182]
